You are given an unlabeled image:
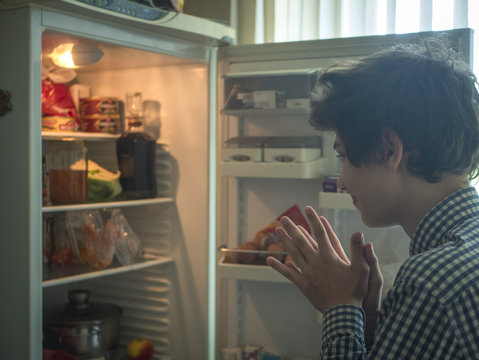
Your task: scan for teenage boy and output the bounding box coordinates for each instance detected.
[267,38,479,359]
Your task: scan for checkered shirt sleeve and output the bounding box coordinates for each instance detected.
[321,305,366,358]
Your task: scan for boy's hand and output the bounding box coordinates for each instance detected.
[266,206,370,313]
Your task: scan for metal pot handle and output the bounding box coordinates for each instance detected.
[68,289,91,312]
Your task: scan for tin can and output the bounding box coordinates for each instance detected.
[80,114,121,134]
[80,97,120,116]
[42,116,77,131]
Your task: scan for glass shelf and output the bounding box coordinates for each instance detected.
[42,130,120,141]
[43,253,173,288]
[43,197,175,213]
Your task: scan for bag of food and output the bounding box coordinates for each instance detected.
[110,209,142,265]
[42,80,79,125]
[50,213,78,266]
[65,210,115,268]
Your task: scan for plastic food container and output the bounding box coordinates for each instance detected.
[42,116,76,132]
[223,136,271,162]
[79,97,121,134]
[79,97,120,115]
[264,136,322,163]
[47,140,88,204]
[79,114,121,133]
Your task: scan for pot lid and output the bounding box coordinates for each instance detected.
[44,289,122,325]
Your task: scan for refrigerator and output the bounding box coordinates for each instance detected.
[0,1,472,359]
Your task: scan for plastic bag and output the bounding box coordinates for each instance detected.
[65,210,115,268]
[42,62,77,84]
[50,213,78,266]
[110,209,142,265]
[42,80,79,124]
[86,160,122,202]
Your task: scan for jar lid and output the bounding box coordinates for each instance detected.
[44,289,122,325]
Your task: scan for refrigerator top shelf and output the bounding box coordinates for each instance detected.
[42,131,120,141]
[43,253,174,288]
[43,197,175,213]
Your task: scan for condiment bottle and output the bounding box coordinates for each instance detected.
[47,140,88,204]
[116,92,157,199]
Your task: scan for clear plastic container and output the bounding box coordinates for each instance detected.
[264,136,322,162]
[223,136,271,162]
[47,140,88,204]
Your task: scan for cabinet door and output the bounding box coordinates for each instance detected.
[0,6,43,360]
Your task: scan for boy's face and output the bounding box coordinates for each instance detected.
[334,136,401,228]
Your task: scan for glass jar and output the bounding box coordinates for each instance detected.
[117,92,157,199]
[47,140,88,204]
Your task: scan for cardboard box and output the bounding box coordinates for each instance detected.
[286,98,310,109]
[237,92,254,108]
[253,91,286,109]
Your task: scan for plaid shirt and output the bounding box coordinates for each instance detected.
[321,187,479,359]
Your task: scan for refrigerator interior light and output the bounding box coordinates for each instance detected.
[49,42,104,68]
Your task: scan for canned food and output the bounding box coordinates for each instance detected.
[42,116,77,131]
[80,114,121,134]
[80,97,120,116]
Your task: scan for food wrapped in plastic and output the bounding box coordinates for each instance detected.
[50,213,77,266]
[65,210,115,268]
[41,80,79,126]
[110,209,142,265]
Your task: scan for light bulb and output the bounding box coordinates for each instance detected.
[49,42,103,69]
[50,43,77,68]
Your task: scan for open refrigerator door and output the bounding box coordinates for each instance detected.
[215,28,473,359]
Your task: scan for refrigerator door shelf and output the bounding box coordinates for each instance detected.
[218,256,290,283]
[221,108,310,117]
[220,157,332,179]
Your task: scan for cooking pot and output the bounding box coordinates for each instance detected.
[44,289,122,359]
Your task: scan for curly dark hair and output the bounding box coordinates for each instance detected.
[310,37,479,183]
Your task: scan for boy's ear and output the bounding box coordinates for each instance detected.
[381,128,403,170]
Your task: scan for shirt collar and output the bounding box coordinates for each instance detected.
[410,187,479,256]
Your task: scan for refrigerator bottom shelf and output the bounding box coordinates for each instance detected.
[218,256,291,283]
[43,253,174,287]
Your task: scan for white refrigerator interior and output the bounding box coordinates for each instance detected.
[43,32,213,360]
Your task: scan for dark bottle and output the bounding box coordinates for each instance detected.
[116,92,157,199]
